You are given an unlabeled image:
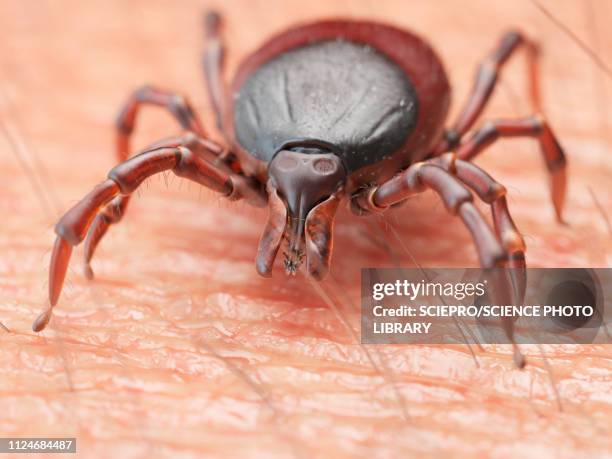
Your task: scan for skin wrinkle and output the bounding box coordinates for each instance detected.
[305,274,411,422]
[380,216,485,362]
[326,271,412,420]
[191,338,304,459]
[85,278,160,458]
[132,295,304,459]
[1,0,611,457]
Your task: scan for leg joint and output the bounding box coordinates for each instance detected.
[492,30,524,64]
[134,85,154,99]
[477,121,500,143]
[169,94,196,129]
[444,129,461,150]
[173,147,233,195]
[350,186,387,216]
[109,148,180,194]
[101,197,126,224]
[55,179,120,245]
[418,165,473,214]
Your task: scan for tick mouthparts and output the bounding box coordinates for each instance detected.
[256,186,342,279]
[255,148,346,278]
[282,208,307,275]
[255,182,287,278]
[283,220,306,275]
[283,249,303,275]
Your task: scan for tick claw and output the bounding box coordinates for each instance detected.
[513,348,526,369]
[84,263,95,280]
[32,308,52,332]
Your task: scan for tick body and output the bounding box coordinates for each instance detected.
[34,13,568,362]
[229,20,449,184]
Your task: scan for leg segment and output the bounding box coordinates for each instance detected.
[82,196,129,279]
[83,134,213,277]
[353,162,507,269]
[429,153,526,269]
[429,154,527,313]
[432,30,567,221]
[203,11,227,132]
[116,86,206,162]
[109,86,209,252]
[351,158,526,366]
[33,145,237,332]
[435,30,539,152]
[456,117,567,221]
[82,134,265,279]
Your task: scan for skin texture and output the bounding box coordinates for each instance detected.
[1,0,611,458]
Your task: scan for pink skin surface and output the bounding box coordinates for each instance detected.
[0,1,611,458]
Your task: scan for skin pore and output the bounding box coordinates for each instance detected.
[1,0,611,457]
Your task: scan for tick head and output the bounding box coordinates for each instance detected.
[257,149,346,279]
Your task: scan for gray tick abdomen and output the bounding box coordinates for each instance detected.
[233,39,419,173]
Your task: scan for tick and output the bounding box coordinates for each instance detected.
[33,11,567,359]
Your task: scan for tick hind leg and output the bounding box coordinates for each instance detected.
[203,11,228,134]
[434,30,567,221]
[456,117,566,222]
[34,141,262,332]
[116,85,207,161]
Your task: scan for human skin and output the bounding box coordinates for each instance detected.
[0,0,611,458]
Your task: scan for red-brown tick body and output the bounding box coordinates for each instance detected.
[34,13,568,366]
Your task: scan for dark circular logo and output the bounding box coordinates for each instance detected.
[473,268,605,344]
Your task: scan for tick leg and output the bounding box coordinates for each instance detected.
[430,153,527,304]
[83,132,223,274]
[353,163,507,269]
[435,30,539,152]
[82,196,129,279]
[33,145,241,332]
[116,86,206,162]
[432,30,567,221]
[203,11,227,133]
[108,87,209,253]
[82,133,263,279]
[351,161,526,367]
[455,117,567,222]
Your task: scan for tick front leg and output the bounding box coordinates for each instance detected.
[89,89,209,278]
[81,133,262,279]
[354,163,507,268]
[352,160,526,367]
[429,154,526,268]
[33,146,236,332]
[429,153,527,309]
